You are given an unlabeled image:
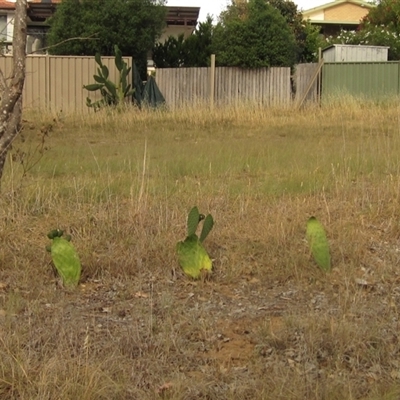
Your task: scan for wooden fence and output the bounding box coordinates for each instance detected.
[0,55,132,113]
[156,64,319,109]
[293,63,319,105]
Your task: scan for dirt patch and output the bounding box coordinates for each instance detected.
[205,317,259,370]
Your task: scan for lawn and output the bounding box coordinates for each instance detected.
[1,100,400,399]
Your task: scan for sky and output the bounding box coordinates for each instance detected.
[167,0,328,22]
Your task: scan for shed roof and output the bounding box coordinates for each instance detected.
[323,44,390,52]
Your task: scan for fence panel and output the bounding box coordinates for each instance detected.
[322,62,399,99]
[156,66,291,108]
[156,67,209,108]
[0,55,132,113]
[294,63,319,104]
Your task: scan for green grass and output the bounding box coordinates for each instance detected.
[1,100,400,398]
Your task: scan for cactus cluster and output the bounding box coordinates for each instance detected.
[176,207,214,279]
[84,45,135,109]
[44,213,331,289]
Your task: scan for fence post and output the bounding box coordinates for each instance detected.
[318,47,322,105]
[210,54,215,109]
[45,54,50,110]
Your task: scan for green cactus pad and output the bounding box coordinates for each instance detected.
[50,237,81,287]
[176,234,212,279]
[306,216,331,272]
[187,206,200,237]
[200,214,214,243]
[84,83,103,91]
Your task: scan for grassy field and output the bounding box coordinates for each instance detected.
[1,100,400,399]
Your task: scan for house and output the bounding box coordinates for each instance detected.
[0,0,199,54]
[0,0,61,53]
[303,0,374,37]
[161,6,199,42]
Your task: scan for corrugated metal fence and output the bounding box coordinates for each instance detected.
[156,66,293,108]
[322,62,400,99]
[0,55,132,113]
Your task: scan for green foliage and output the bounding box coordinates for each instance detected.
[363,0,400,29]
[47,230,81,287]
[47,0,167,79]
[83,45,135,109]
[176,207,214,279]
[306,217,331,272]
[181,16,214,67]
[152,34,186,68]
[267,0,322,62]
[212,0,297,68]
[302,22,326,62]
[152,16,214,68]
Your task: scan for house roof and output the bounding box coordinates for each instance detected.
[0,2,199,26]
[166,6,200,27]
[0,0,61,12]
[0,0,15,10]
[303,0,374,16]
[28,1,60,21]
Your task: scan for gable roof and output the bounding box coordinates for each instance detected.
[303,0,374,16]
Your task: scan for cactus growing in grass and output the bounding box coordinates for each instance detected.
[306,217,331,272]
[176,207,214,279]
[84,45,135,109]
[46,229,81,287]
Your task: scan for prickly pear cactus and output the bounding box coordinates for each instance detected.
[47,229,81,287]
[176,207,214,279]
[176,235,212,279]
[84,45,134,109]
[306,217,331,272]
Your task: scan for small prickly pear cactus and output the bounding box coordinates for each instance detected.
[176,207,214,279]
[46,229,81,287]
[306,216,331,272]
[83,45,135,109]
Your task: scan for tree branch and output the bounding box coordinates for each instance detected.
[28,33,99,55]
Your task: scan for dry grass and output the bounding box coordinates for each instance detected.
[1,99,400,399]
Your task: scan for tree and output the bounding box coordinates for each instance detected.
[182,16,214,67]
[212,0,297,68]
[152,16,214,68]
[152,34,186,68]
[0,0,27,184]
[363,0,400,28]
[47,0,167,78]
[267,0,323,62]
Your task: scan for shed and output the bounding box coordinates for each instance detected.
[322,44,389,62]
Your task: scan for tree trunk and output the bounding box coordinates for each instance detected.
[0,0,27,185]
